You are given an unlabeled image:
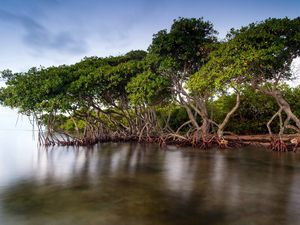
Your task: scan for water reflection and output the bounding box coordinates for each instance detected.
[164,151,198,200]
[1,143,300,224]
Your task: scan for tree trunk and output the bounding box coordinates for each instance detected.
[183,104,200,130]
[266,107,283,135]
[217,92,240,138]
[192,97,210,138]
[201,117,210,138]
[257,86,300,134]
[271,90,300,131]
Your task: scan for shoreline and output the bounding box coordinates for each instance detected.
[48,133,300,152]
[223,134,299,151]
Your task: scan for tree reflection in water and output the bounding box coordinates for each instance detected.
[1,144,300,225]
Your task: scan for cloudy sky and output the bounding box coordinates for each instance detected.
[0,0,299,72]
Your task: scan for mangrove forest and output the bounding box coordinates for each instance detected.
[1,17,300,151]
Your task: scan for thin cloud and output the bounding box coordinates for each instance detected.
[0,9,87,54]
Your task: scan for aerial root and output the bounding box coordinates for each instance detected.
[200,135,215,149]
[269,137,287,152]
[158,136,167,148]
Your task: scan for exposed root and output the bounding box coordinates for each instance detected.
[158,136,167,148]
[291,137,300,152]
[217,137,229,149]
[269,136,287,152]
[191,131,200,147]
[200,135,215,149]
[38,128,298,153]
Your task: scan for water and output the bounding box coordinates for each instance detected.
[1,131,300,225]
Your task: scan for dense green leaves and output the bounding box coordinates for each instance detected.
[0,17,300,143]
[148,17,217,76]
[189,17,300,94]
[126,70,171,106]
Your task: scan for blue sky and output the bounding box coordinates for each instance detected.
[0,0,299,72]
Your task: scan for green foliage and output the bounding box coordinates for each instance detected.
[168,106,189,131]
[282,85,300,118]
[148,17,217,76]
[210,86,280,134]
[59,118,86,133]
[189,17,300,95]
[126,70,171,106]
[1,17,300,140]
[156,105,189,132]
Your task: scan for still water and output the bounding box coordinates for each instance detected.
[1,131,300,225]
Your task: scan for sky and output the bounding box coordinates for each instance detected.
[0,0,299,72]
[0,0,299,130]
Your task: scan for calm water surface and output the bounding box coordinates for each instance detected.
[1,131,300,225]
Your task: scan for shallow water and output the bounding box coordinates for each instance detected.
[1,132,300,225]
